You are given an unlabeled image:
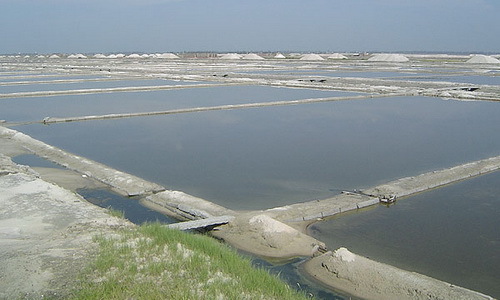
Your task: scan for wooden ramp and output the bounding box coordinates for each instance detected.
[167,216,234,231]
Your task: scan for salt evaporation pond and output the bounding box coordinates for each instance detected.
[0,79,204,94]
[309,170,500,298]
[405,74,500,86]
[16,95,500,210]
[2,85,357,122]
[0,74,108,82]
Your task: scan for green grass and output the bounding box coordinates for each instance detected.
[105,206,124,219]
[71,223,309,299]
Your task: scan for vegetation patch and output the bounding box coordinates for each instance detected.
[71,223,308,299]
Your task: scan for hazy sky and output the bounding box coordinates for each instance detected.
[1,0,499,54]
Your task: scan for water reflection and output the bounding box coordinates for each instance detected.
[2,85,356,122]
[16,96,500,210]
[0,79,201,94]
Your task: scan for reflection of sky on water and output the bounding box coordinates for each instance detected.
[16,96,500,210]
[309,170,500,299]
[0,74,107,82]
[0,79,203,94]
[1,86,358,123]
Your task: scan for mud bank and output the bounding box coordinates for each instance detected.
[304,248,494,300]
[0,154,132,298]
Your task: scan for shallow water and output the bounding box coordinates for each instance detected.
[77,188,176,225]
[0,79,201,94]
[16,95,500,210]
[1,85,356,123]
[309,170,500,298]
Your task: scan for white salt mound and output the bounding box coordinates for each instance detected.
[242,53,265,60]
[368,53,409,62]
[93,54,107,58]
[126,53,142,58]
[67,54,87,59]
[49,54,60,59]
[300,53,325,61]
[248,215,297,234]
[333,247,356,262]
[156,53,180,59]
[274,53,286,59]
[328,53,347,60]
[220,53,242,60]
[466,55,500,64]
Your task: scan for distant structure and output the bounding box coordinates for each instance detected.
[466,55,500,64]
[368,53,409,62]
[300,53,325,61]
[242,53,265,60]
[155,53,180,59]
[327,53,348,60]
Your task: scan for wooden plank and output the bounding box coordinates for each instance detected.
[167,215,234,231]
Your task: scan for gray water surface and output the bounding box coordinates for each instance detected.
[2,85,356,123]
[16,96,500,210]
[308,170,500,298]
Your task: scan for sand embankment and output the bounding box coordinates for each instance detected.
[0,153,132,298]
[304,248,494,300]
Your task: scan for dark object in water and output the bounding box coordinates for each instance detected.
[379,195,396,204]
[458,87,480,92]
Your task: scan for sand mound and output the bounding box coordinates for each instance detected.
[300,53,325,61]
[242,53,264,60]
[368,53,409,62]
[220,53,242,60]
[156,53,180,59]
[274,53,286,59]
[466,55,500,64]
[327,53,347,60]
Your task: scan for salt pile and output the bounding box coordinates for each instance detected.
[49,54,60,59]
[328,53,347,60]
[368,53,409,62]
[220,53,242,60]
[274,53,286,59]
[242,53,265,60]
[300,53,325,61]
[466,55,500,64]
[93,54,107,58]
[126,53,142,58]
[155,53,180,59]
[67,54,87,59]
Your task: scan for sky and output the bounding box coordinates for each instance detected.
[1,0,499,54]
